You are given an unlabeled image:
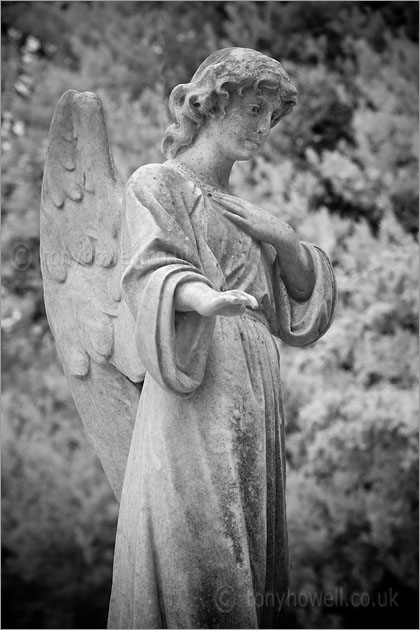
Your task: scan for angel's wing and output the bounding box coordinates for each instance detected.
[40,90,145,501]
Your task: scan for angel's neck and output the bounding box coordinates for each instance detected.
[174,141,233,193]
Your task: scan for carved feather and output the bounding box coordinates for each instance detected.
[40,90,145,501]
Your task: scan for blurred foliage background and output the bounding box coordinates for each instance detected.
[1,2,418,628]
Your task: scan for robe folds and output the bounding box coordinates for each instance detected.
[108,160,337,630]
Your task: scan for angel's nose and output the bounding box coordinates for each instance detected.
[257,114,271,136]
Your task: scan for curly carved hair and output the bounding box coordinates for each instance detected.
[161,47,298,159]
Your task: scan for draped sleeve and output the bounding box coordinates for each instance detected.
[120,164,216,397]
[273,242,337,347]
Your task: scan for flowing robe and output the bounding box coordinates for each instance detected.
[108,161,336,629]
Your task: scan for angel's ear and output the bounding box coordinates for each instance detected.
[206,91,222,119]
[188,92,204,113]
[207,107,221,119]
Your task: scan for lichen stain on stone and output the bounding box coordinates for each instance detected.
[220,478,244,567]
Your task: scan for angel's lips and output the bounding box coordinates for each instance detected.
[244,139,261,149]
[245,138,260,145]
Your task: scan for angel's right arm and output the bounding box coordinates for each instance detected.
[174,282,217,312]
[120,164,216,397]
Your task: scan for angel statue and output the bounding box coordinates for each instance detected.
[40,47,336,629]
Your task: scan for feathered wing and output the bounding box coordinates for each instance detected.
[40,90,145,501]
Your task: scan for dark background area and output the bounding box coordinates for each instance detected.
[1,2,418,628]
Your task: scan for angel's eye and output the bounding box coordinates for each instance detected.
[247,104,261,114]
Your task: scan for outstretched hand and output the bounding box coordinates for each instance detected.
[195,288,258,317]
[175,281,259,317]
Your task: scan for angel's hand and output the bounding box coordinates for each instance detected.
[196,288,259,317]
[175,282,258,317]
[216,193,296,248]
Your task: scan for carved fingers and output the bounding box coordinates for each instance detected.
[198,289,258,317]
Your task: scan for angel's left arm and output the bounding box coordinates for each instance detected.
[270,221,316,301]
[215,193,336,345]
[271,241,337,347]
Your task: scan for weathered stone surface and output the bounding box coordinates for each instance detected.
[41,48,336,629]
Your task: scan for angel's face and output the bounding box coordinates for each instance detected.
[207,87,282,162]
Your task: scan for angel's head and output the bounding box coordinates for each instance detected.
[161,47,298,160]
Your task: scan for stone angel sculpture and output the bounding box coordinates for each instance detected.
[41,47,337,630]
